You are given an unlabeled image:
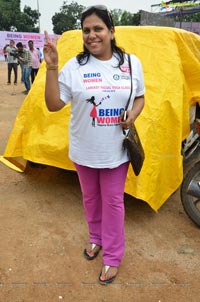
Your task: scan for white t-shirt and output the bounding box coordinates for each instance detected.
[6,46,18,64]
[58,53,145,168]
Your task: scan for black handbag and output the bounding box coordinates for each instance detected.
[122,54,145,176]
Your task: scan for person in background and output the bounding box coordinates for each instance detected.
[3,44,9,61]
[16,42,32,95]
[18,45,26,84]
[43,5,145,285]
[18,60,25,84]
[37,47,43,63]
[6,40,18,85]
[28,40,41,83]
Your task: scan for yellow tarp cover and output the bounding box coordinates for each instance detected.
[1,26,200,211]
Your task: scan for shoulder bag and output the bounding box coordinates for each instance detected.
[122,54,145,176]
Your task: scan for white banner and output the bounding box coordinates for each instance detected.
[0,31,59,61]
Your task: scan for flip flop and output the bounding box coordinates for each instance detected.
[99,265,118,285]
[83,243,101,260]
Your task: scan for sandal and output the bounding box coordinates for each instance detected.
[83,243,101,260]
[99,265,118,285]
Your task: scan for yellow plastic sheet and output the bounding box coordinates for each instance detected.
[1,26,200,211]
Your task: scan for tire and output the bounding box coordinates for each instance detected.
[183,142,200,176]
[181,161,200,227]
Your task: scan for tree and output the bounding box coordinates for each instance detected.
[120,11,141,25]
[131,12,141,26]
[0,0,21,31]
[183,12,200,22]
[52,1,142,34]
[111,9,123,26]
[52,1,85,34]
[110,9,141,26]
[19,5,40,32]
[0,0,40,32]
[20,6,41,32]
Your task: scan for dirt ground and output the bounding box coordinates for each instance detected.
[0,61,200,302]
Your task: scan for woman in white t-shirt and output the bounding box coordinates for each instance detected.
[43,5,145,285]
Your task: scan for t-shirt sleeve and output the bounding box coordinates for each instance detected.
[58,61,73,104]
[131,55,145,97]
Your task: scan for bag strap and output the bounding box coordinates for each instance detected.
[123,54,133,135]
[125,54,133,111]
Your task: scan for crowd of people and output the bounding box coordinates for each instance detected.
[4,39,43,94]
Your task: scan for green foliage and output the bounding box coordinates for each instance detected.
[111,9,123,26]
[52,1,141,34]
[183,12,200,22]
[0,0,40,32]
[121,11,133,25]
[21,5,40,32]
[52,1,85,34]
[0,0,142,34]
[111,9,141,26]
[2,0,199,35]
[0,0,21,31]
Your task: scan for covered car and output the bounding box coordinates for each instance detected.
[1,26,200,211]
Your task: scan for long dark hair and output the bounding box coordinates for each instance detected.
[76,6,125,68]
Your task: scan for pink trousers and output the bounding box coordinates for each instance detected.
[74,162,129,267]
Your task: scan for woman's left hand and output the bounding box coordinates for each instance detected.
[120,95,145,130]
[120,110,135,130]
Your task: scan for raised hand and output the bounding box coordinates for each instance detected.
[43,30,58,65]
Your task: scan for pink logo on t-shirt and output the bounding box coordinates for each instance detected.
[120,65,130,73]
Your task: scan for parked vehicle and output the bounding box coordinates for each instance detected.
[181,103,200,227]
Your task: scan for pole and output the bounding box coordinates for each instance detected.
[37,0,41,33]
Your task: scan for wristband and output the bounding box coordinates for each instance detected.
[46,64,58,70]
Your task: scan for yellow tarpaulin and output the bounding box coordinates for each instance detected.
[1,26,200,211]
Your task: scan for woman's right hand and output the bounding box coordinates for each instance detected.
[43,30,58,65]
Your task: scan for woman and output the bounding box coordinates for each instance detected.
[43,5,145,285]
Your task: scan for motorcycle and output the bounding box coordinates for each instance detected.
[180,103,200,227]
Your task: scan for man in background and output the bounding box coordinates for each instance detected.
[16,42,32,95]
[28,40,40,83]
[3,44,9,61]
[6,40,18,85]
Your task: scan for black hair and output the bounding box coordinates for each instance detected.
[16,42,23,48]
[76,6,125,68]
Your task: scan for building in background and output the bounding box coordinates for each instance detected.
[140,1,200,35]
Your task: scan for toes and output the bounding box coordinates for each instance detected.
[100,266,118,281]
